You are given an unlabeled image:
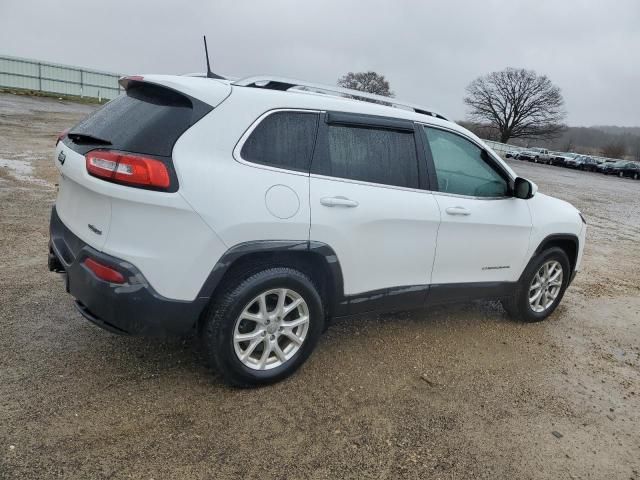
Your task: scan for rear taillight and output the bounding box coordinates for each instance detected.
[84,258,126,284]
[56,128,70,146]
[85,150,171,190]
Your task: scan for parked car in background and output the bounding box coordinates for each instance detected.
[550,152,577,167]
[531,148,551,163]
[596,160,616,173]
[530,148,550,162]
[548,152,563,165]
[598,160,640,178]
[577,156,599,171]
[564,155,583,168]
[515,149,534,161]
[624,162,640,179]
[505,149,520,158]
[518,148,550,162]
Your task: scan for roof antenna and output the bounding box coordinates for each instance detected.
[203,35,225,79]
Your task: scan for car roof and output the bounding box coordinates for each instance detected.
[140,74,478,142]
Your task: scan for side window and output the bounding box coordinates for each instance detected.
[240,111,318,172]
[317,124,419,188]
[424,127,508,197]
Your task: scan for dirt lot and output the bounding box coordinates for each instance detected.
[1,93,639,479]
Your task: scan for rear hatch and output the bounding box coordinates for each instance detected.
[54,78,216,249]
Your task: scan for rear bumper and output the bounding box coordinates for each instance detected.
[49,206,207,336]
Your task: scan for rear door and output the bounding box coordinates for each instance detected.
[420,125,532,285]
[309,112,440,302]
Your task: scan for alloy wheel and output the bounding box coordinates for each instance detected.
[528,260,563,313]
[233,288,310,370]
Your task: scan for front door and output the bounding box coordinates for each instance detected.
[421,126,532,286]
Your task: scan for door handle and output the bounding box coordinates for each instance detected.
[320,196,359,208]
[445,206,471,216]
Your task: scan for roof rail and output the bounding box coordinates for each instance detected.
[233,76,448,121]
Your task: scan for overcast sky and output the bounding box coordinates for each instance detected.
[1,0,638,126]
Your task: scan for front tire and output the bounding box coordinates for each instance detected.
[503,247,571,323]
[202,267,324,387]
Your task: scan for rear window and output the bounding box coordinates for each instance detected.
[68,83,209,157]
[316,125,419,188]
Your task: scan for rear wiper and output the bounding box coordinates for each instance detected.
[67,132,112,145]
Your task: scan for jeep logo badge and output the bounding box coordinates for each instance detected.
[58,151,66,165]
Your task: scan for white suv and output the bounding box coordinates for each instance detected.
[49,75,586,386]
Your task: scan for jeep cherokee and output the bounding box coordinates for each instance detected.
[49,74,587,386]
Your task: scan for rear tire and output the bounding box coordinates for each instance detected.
[634,172,639,180]
[619,171,624,177]
[502,247,571,323]
[201,267,324,387]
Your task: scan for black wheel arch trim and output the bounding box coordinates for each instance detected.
[196,240,345,309]
[530,233,580,279]
[533,233,579,256]
[198,240,427,317]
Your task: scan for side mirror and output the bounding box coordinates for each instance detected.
[513,177,537,199]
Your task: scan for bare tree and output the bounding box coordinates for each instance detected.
[564,139,574,152]
[602,142,626,159]
[459,121,501,141]
[464,68,566,143]
[337,71,394,97]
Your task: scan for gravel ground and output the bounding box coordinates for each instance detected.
[1,93,639,480]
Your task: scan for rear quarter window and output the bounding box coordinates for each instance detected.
[240,111,319,172]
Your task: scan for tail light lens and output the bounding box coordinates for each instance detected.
[56,128,70,146]
[86,150,171,190]
[84,258,126,284]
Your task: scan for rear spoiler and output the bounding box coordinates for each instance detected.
[117,75,232,109]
